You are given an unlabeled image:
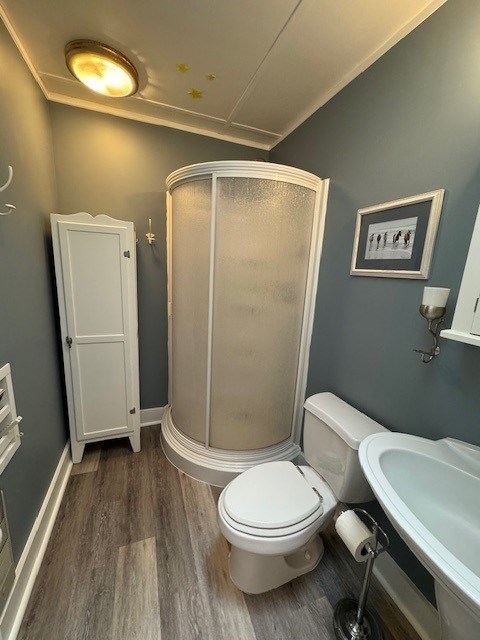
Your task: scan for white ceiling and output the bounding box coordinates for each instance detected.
[1,0,446,149]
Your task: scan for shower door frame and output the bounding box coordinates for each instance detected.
[164,161,329,485]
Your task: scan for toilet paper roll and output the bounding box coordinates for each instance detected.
[335,510,375,563]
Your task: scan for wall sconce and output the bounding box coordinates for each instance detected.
[146,218,156,245]
[414,287,450,363]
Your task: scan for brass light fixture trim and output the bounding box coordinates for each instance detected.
[65,40,139,97]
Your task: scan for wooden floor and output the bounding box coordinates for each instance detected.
[19,426,421,640]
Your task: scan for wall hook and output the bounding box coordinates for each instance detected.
[0,165,16,216]
[146,218,156,245]
[0,166,13,193]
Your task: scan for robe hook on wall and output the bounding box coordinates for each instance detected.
[146,218,156,245]
[0,165,16,216]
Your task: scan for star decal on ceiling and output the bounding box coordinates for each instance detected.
[176,63,190,73]
[206,73,216,81]
[188,88,203,99]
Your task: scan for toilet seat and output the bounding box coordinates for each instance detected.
[219,492,324,538]
[217,462,338,555]
[223,461,323,530]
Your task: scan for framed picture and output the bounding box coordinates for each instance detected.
[350,189,445,279]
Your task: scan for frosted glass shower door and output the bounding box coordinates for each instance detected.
[209,178,316,450]
[170,179,211,443]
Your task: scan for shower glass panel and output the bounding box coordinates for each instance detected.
[170,179,211,443]
[209,178,316,450]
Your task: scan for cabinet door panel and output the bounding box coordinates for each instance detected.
[58,222,134,440]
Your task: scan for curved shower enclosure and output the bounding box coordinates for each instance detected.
[161,161,329,485]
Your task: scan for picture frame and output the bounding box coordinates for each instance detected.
[350,189,445,279]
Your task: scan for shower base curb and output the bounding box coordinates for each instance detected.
[161,406,301,487]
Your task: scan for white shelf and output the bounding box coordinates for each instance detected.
[0,403,10,424]
[441,329,480,347]
[0,364,21,474]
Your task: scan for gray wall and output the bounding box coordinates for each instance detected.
[0,21,67,560]
[271,0,480,603]
[49,104,267,409]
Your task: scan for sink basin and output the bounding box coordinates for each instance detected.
[359,433,480,640]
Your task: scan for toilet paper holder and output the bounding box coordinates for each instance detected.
[334,508,390,640]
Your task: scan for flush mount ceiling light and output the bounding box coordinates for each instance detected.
[65,40,138,97]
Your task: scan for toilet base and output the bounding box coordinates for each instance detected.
[229,534,324,594]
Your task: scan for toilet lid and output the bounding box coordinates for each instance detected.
[223,461,322,529]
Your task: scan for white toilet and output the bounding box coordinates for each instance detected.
[217,392,387,593]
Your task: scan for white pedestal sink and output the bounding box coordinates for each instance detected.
[359,433,480,640]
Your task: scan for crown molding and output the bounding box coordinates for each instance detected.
[0,3,48,98]
[47,92,271,150]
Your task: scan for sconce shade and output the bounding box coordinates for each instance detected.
[422,287,450,308]
[65,40,138,97]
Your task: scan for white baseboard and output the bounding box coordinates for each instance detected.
[140,406,166,428]
[0,442,72,640]
[373,551,440,640]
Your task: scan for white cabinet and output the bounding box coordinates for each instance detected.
[51,213,140,462]
[442,204,480,347]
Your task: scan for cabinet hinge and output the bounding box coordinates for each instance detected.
[129,408,136,415]
[124,250,131,258]
[66,336,73,348]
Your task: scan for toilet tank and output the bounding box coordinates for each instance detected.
[303,393,387,503]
